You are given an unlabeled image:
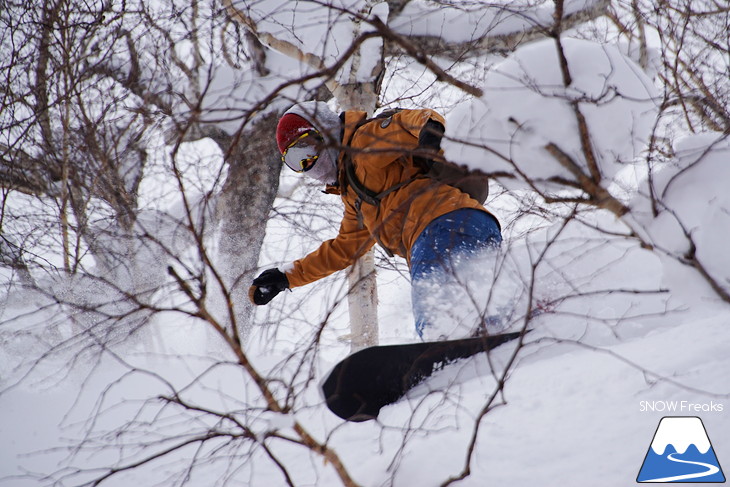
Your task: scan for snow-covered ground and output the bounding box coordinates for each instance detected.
[2,250,728,486]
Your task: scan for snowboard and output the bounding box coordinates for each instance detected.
[321,331,526,422]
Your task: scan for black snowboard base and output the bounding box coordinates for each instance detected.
[321,331,525,422]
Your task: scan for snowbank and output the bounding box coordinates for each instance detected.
[629,133,730,307]
[443,37,659,191]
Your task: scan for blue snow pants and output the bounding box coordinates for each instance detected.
[409,209,502,338]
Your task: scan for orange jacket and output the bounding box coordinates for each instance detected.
[285,109,494,288]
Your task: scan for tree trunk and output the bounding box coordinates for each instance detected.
[338,86,381,351]
[347,250,379,351]
[216,112,282,340]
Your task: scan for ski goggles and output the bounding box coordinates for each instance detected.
[281,130,323,173]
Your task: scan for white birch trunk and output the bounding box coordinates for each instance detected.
[339,85,380,352]
[347,251,379,351]
[337,0,383,349]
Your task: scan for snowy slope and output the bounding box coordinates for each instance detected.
[1,171,729,487]
[1,299,728,486]
[338,315,730,486]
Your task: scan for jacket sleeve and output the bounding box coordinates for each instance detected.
[285,200,375,288]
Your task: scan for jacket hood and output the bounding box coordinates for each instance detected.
[284,101,342,145]
[283,101,342,185]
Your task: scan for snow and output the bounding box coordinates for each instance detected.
[443,37,659,191]
[629,133,730,306]
[3,131,729,486]
[2,4,729,487]
[392,0,603,42]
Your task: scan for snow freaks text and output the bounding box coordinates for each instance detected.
[639,401,724,413]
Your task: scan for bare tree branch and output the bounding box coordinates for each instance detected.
[386,0,611,60]
[544,142,629,216]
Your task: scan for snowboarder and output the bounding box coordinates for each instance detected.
[249,101,502,340]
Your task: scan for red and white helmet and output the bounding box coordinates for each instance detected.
[276,112,322,173]
[276,102,342,175]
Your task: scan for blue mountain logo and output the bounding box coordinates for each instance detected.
[638,416,725,483]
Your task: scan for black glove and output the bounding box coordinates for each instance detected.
[249,268,289,305]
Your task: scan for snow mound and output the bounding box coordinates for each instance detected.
[444,37,659,191]
[630,133,730,307]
